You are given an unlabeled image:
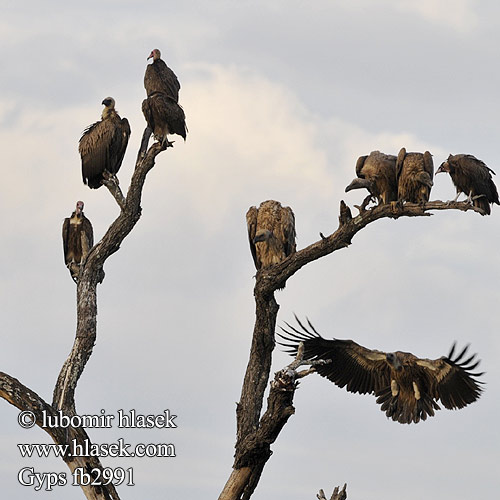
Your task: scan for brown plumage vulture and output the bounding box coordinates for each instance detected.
[142,94,187,147]
[436,154,499,215]
[345,151,398,205]
[144,48,181,102]
[79,97,131,189]
[142,48,187,147]
[279,317,484,424]
[246,200,296,270]
[62,201,94,282]
[396,147,434,203]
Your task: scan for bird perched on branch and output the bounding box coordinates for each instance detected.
[142,48,187,147]
[345,151,398,207]
[279,317,483,424]
[144,48,181,102]
[436,154,499,215]
[396,147,434,203]
[79,97,131,189]
[246,200,296,271]
[62,201,94,282]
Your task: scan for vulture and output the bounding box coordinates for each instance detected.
[246,200,296,270]
[79,97,131,189]
[279,317,483,424]
[62,201,94,282]
[142,48,187,147]
[436,154,499,215]
[396,147,434,203]
[144,48,181,102]
[345,151,398,205]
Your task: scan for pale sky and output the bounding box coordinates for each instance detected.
[1,1,499,499]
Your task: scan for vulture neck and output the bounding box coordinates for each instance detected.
[101,107,116,120]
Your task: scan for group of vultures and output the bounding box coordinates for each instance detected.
[247,148,498,424]
[63,50,496,425]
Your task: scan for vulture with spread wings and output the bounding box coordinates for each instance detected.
[279,317,483,424]
[246,200,296,271]
[436,154,499,215]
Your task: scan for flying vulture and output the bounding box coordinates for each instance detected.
[79,97,131,189]
[279,317,483,424]
[436,154,499,215]
[396,147,434,203]
[62,201,94,282]
[142,48,187,147]
[144,48,181,102]
[246,200,296,270]
[345,151,398,205]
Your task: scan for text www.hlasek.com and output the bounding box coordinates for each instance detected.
[18,439,175,459]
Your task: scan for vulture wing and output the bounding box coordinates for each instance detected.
[109,118,131,174]
[280,206,296,257]
[81,216,94,252]
[416,343,484,410]
[355,155,368,178]
[278,316,389,395]
[62,218,70,264]
[246,206,259,269]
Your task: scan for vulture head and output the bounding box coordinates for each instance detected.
[436,157,452,175]
[75,200,84,216]
[345,177,373,193]
[148,49,161,61]
[101,97,116,109]
[386,352,402,371]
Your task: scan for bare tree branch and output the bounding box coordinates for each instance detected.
[219,198,487,500]
[0,372,120,500]
[1,128,168,500]
[318,484,348,500]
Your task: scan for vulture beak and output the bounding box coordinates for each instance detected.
[436,165,445,174]
[147,52,154,60]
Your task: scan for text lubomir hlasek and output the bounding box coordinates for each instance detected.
[41,409,177,429]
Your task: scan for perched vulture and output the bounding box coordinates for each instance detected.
[436,154,499,215]
[345,151,398,205]
[79,97,131,189]
[396,147,434,203]
[142,48,187,147]
[62,201,94,282]
[142,94,187,147]
[246,200,296,270]
[279,317,483,424]
[144,48,181,102]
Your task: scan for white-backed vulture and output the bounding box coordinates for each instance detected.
[142,93,187,147]
[279,317,483,424]
[345,151,398,205]
[246,200,296,270]
[62,201,94,282]
[436,154,499,215]
[396,147,434,203]
[144,48,181,102]
[79,97,131,189]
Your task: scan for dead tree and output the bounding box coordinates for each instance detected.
[0,127,168,500]
[218,199,487,500]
